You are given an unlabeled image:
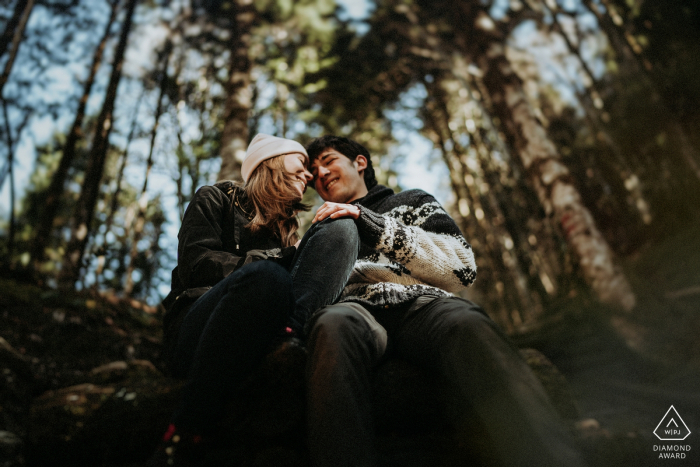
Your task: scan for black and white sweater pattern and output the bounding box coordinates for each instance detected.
[342,184,477,309]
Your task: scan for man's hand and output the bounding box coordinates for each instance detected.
[312,202,360,223]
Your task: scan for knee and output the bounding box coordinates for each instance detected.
[227,261,294,317]
[439,300,500,343]
[315,218,359,249]
[457,305,492,330]
[235,260,292,292]
[306,305,379,370]
[307,306,368,346]
[324,217,358,237]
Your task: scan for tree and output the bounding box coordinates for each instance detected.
[94,93,143,282]
[468,7,635,311]
[61,0,139,287]
[0,0,35,99]
[123,41,173,294]
[582,0,700,227]
[31,0,120,267]
[305,0,636,311]
[217,0,256,181]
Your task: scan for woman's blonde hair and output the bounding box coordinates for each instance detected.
[244,154,309,247]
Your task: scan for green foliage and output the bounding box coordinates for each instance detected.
[593,0,700,235]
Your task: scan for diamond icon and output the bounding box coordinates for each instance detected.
[654,405,691,441]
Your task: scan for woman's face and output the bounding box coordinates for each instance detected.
[283,152,313,198]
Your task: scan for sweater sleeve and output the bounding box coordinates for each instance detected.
[354,190,476,293]
[176,185,243,289]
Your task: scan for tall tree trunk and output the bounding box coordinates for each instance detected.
[476,36,636,311]
[422,73,523,332]
[533,0,651,237]
[123,42,172,295]
[94,92,143,280]
[2,100,15,260]
[0,0,28,60]
[0,0,34,99]
[31,0,120,266]
[453,59,554,315]
[581,0,700,182]
[174,123,186,220]
[1,101,30,263]
[217,0,256,181]
[0,104,30,191]
[60,0,138,287]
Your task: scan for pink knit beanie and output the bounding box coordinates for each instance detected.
[241,133,308,182]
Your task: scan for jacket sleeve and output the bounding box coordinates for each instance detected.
[176,185,243,289]
[354,190,477,293]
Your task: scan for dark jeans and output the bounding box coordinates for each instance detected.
[305,296,587,467]
[172,218,359,434]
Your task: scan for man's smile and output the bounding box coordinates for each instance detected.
[324,178,339,191]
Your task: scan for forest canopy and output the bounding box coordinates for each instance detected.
[1,0,699,333]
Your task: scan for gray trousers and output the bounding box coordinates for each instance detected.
[305,296,587,467]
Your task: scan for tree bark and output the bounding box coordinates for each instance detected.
[1,101,30,263]
[2,100,15,259]
[0,0,34,99]
[0,0,28,60]
[581,0,700,182]
[123,42,172,295]
[476,38,636,311]
[94,93,143,280]
[61,0,138,287]
[31,0,120,266]
[217,0,256,182]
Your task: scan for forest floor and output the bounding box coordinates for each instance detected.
[1,222,699,466]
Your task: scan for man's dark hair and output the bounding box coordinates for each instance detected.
[306,135,378,190]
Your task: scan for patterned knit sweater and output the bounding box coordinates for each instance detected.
[342,184,477,309]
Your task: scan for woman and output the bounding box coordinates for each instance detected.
[152,133,360,466]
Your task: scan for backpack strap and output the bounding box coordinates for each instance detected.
[213,180,249,252]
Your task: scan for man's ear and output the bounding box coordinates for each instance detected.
[353,155,368,173]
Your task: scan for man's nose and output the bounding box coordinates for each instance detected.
[318,166,330,178]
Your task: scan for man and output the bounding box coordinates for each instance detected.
[303,135,587,467]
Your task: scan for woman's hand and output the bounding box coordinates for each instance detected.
[312,202,360,223]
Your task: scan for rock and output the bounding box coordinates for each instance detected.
[0,337,32,380]
[206,344,579,467]
[0,337,35,467]
[25,360,181,467]
[212,338,310,467]
[21,340,582,467]
[0,430,23,461]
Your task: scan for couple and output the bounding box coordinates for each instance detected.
[154,133,587,467]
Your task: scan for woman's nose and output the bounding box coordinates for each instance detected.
[303,168,313,182]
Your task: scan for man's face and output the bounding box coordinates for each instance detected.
[311,148,368,203]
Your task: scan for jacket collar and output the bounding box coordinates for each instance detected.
[214,181,254,220]
[352,184,394,208]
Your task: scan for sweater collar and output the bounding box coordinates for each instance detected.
[352,184,394,208]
